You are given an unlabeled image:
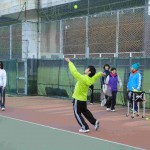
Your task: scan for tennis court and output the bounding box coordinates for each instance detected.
[0,96,149,150]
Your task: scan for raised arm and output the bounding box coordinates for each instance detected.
[65,58,86,81]
[92,72,103,82]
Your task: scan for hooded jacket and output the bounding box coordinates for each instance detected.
[68,62,103,101]
[127,71,142,91]
[105,73,122,91]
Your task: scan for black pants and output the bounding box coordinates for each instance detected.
[73,99,96,130]
[89,85,94,103]
[106,91,117,110]
[0,87,5,108]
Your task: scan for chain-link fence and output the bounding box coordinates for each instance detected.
[25,58,150,108]
[1,57,150,108]
[39,6,150,59]
[0,4,150,107]
[62,17,86,56]
[0,22,37,60]
[0,23,24,60]
[0,6,150,59]
[3,60,17,94]
[0,26,10,59]
[40,21,60,59]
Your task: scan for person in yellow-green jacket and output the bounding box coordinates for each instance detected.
[65,58,104,133]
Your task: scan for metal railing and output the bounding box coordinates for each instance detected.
[63,52,144,58]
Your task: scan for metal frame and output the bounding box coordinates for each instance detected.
[126,91,146,119]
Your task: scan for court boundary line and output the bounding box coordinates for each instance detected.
[0,114,145,150]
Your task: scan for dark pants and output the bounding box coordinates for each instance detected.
[0,87,5,108]
[106,91,117,110]
[104,95,109,107]
[89,85,94,103]
[73,99,96,130]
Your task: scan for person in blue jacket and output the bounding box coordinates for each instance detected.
[127,63,142,112]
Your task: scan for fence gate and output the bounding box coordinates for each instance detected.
[16,60,27,95]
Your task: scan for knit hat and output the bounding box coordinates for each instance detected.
[131,63,140,70]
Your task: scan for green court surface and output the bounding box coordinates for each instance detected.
[0,115,144,150]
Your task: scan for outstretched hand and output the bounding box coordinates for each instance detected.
[65,58,71,63]
[102,72,106,76]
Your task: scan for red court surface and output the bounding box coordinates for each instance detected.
[2,96,150,150]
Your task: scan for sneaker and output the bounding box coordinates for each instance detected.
[2,107,5,111]
[111,109,116,112]
[95,120,100,131]
[106,108,110,111]
[79,129,90,133]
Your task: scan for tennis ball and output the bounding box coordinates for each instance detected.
[74,5,78,9]
[146,117,149,120]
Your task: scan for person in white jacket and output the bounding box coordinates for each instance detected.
[0,61,7,111]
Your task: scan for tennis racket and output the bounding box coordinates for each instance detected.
[103,84,112,97]
[100,91,106,106]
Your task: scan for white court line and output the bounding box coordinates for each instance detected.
[0,114,145,150]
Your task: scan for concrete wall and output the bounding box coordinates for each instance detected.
[22,21,38,59]
[40,21,59,58]
[0,0,37,16]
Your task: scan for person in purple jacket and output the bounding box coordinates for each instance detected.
[105,67,122,112]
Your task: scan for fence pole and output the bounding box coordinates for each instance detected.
[59,20,63,59]
[85,16,89,58]
[37,21,41,59]
[116,10,119,57]
[24,58,28,95]
[24,22,28,95]
[10,25,12,59]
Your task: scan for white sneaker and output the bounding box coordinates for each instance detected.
[106,108,110,111]
[79,129,90,133]
[95,120,100,131]
[90,103,93,105]
[2,107,5,111]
